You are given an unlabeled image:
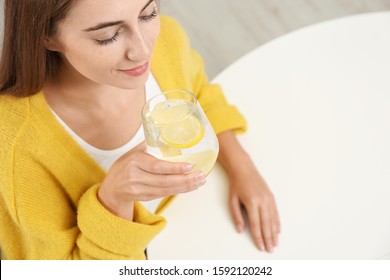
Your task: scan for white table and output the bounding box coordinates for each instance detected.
[148,12,390,260]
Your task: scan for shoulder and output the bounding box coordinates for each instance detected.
[0,94,31,151]
[160,15,187,37]
[0,94,30,122]
[153,15,193,67]
[152,15,203,90]
[158,15,191,50]
[0,94,30,125]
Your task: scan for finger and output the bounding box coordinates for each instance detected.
[115,141,146,164]
[139,170,206,190]
[126,151,194,175]
[272,222,279,247]
[137,174,206,200]
[259,205,274,253]
[271,206,281,246]
[274,206,281,234]
[126,168,206,200]
[142,155,194,175]
[229,194,245,233]
[247,205,265,251]
[132,141,147,152]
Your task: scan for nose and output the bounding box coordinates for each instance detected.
[125,28,151,62]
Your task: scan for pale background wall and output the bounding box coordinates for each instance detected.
[1,0,389,78]
[160,0,390,78]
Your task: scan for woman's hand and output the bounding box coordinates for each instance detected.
[217,131,281,253]
[98,143,206,220]
[228,158,280,253]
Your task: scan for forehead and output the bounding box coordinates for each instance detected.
[63,0,149,27]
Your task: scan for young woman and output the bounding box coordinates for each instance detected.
[0,0,280,259]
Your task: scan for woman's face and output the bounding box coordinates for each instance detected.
[47,0,160,90]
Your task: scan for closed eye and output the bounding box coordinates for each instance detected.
[95,4,159,46]
[139,8,159,22]
[96,32,120,46]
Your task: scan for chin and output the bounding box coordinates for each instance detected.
[112,72,150,90]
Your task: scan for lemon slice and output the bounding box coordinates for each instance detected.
[149,99,205,149]
[161,116,205,149]
[150,100,190,124]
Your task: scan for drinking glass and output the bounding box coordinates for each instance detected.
[142,90,219,175]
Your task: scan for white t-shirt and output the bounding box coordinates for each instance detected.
[51,74,164,213]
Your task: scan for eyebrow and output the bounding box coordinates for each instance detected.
[83,0,155,32]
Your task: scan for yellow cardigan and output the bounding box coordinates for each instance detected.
[0,16,246,260]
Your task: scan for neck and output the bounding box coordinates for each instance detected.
[43,64,145,113]
[42,64,147,150]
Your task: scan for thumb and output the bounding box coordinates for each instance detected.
[132,141,147,152]
[116,141,147,163]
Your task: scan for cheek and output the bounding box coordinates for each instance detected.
[152,18,161,39]
[61,43,119,74]
[143,18,161,48]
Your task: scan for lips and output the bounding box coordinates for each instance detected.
[121,62,149,77]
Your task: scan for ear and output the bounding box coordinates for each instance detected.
[44,37,63,52]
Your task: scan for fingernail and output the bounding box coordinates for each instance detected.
[184,163,193,172]
[236,224,244,233]
[197,172,206,180]
[195,172,206,185]
[197,178,207,187]
[259,243,266,251]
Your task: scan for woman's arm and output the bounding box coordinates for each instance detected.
[217,130,281,253]
[154,17,281,252]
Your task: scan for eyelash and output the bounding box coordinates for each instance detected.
[140,8,159,22]
[96,8,159,46]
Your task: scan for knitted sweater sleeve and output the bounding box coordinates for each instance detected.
[188,50,247,135]
[11,151,166,260]
[0,96,166,259]
[77,185,166,259]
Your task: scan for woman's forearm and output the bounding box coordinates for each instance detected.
[217,130,252,176]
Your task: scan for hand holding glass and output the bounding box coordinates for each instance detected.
[142,90,219,175]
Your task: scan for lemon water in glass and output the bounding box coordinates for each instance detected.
[142,90,219,175]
